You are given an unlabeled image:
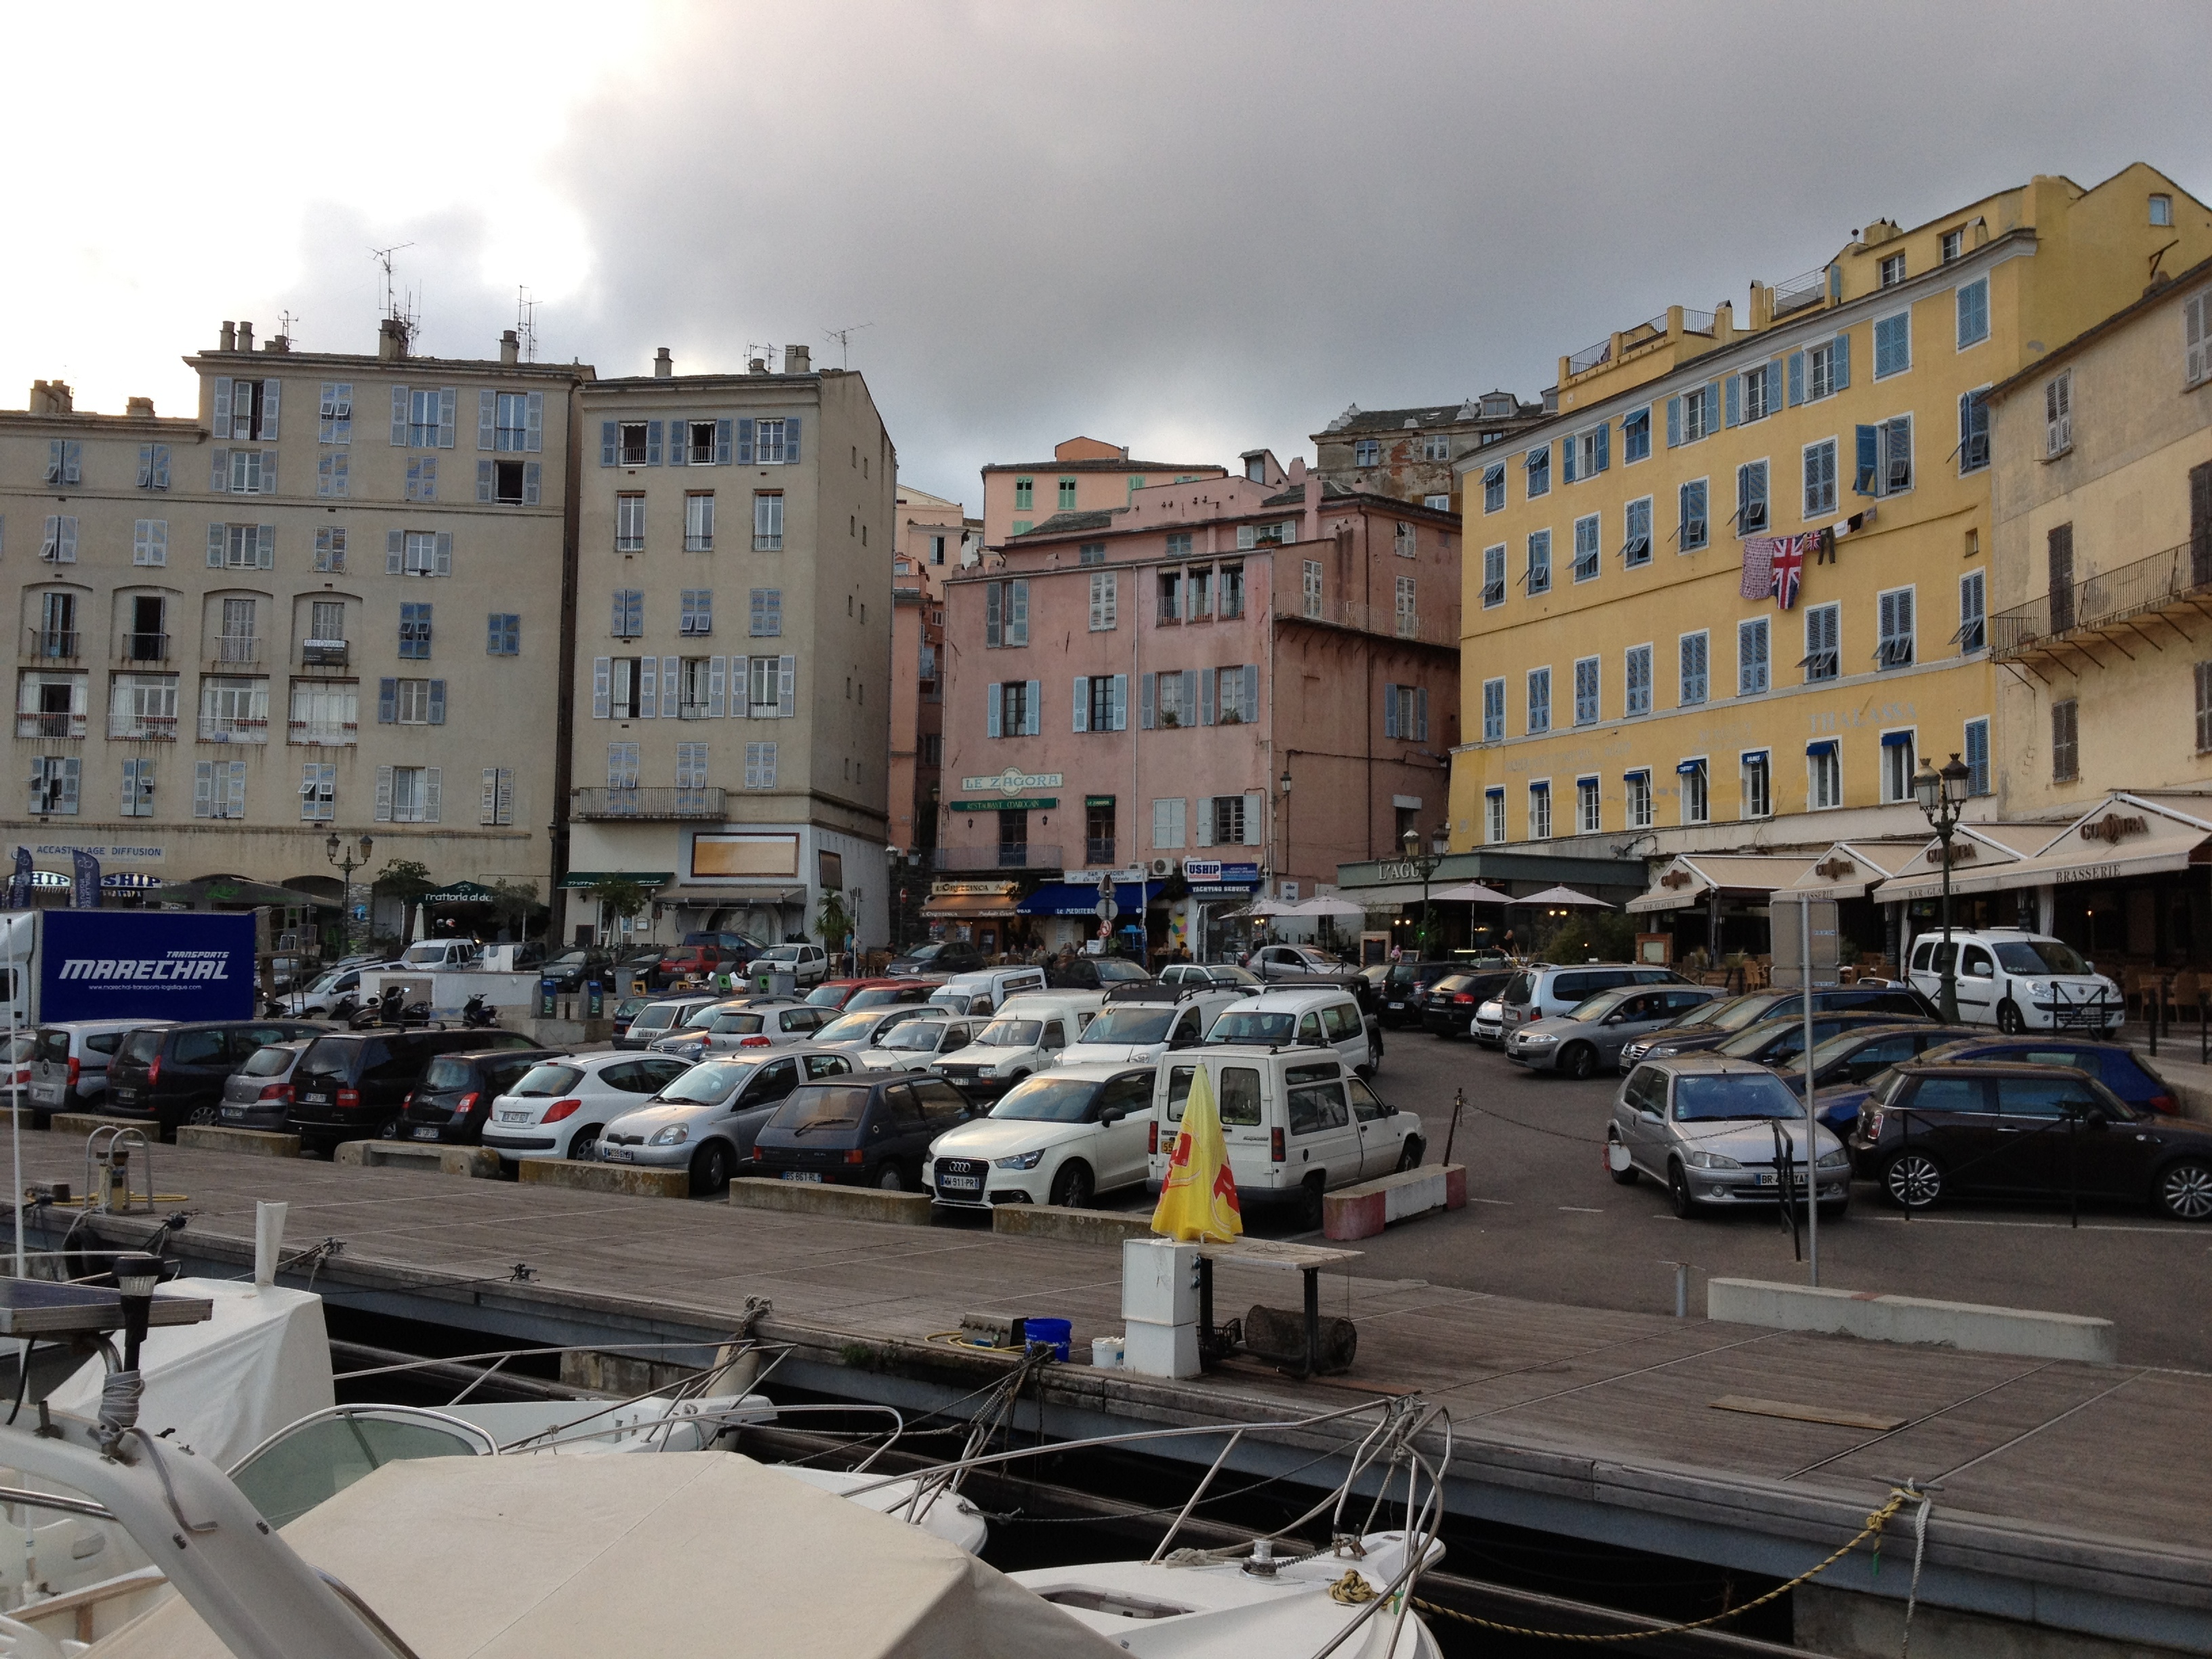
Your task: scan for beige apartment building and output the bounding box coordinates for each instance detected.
[2,320,583,929]
[565,346,895,950]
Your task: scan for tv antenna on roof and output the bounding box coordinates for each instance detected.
[822,323,874,369]
[371,243,418,348]
[277,309,300,344]
[516,286,539,363]
[745,342,777,373]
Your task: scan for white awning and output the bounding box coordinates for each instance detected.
[1626,854,1816,913]
[1876,793,2212,903]
[1868,822,2051,905]
[1782,840,1927,901]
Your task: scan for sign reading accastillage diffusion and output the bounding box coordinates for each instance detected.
[958,769,1064,798]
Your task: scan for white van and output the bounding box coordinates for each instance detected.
[1202,986,1378,1078]
[933,991,1098,1101]
[1056,986,1249,1066]
[928,966,1047,1018]
[398,939,481,971]
[1906,928,2123,1035]
[1143,1047,1422,1224]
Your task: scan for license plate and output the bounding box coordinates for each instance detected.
[497,1110,529,1123]
[411,1126,439,1141]
[112,1089,137,1103]
[1755,1170,1809,1187]
[300,1092,327,1106]
[781,1170,824,1183]
[1387,1001,1405,1010]
[30,1085,59,1105]
[939,1175,981,1192]
[605,1147,633,1162]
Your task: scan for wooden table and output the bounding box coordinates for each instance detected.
[1195,1237,1363,1378]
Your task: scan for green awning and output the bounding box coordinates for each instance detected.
[558,871,674,890]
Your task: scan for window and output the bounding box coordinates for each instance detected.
[1525,445,1550,498]
[1482,463,1506,512]
[1802,339,1839,403]
[1803,438,1838,518]
[1528,781,1551,839]
[1742,752,1771,819]
[1854,416,1913,497]
[749,588,782,636]
[207,523,272,570]
[1187,567,1212,619]
[985,579,1029,647]
[199,675,268,741]
[2045,372,2072,456]
[1155,569,1183,624]
[1802,603,1840,682]
[1572,514,1600,581]
[1525,530,1551,594]
[109,673,176,740]
[1678,632,1708,705]
[484,613,520,657]
[22,754,79,817]
[129,518,167,568]
[1076,673,1124,733]
[1808,742,1841,809]
[1571,776,1599,834]
[1950,386,1992,476]
[755,419,789,465]
[1624,644,1652,717]
[1679,758,1708,823]
[988,679,1036,737]
[1055,477,1076,510]
[400,386,453,449]
[314,527,346,573]
[685,493,715,551]
[1957,571,1985,653]
[1954,277,1990,350]
[1622,407,1651,464]
[1879,252,1905,288]
[1678,480,1708,550]
[216,593,255,661]
[1354,438,1380,467]
[1568,425,1607,482]
[316,452,349,497]
[298,762,336,822]
[1218,562,1244,619]
[1526,667,1551,735]
[679,590,713,635]
[382,764,440,823]
[615,493,646,552]
[2151,193,2173,228]
[1216,664,1258,724]
[1734,461,1768,535]
[2199,662,2212,753]
[1394,575,1416,637]
[1573,656,1599,726]
[1941,228,1964,263]
[1484,789,1506,844]
[1394,522,1416,558]
[398,602,433,660]
[730,740,773,790]
[380,676,445,726]
[217,376,281,442]
[1481,544,1505,607]
[1738,617,1769,696]
[1881,731,1917,802]
[318,382,352,445]
[487,391,537,453]
[745,655,794,717]
[1482,676,1504,742]
[1876,588,1915,668]
[121,756,156,817]
[611,589,644,639]
[1625,770,1652,829]
[1205,795,1250,846]
[1421,433,1450,462]
[190,759,245,819]
[2051,699,2078,782]
[1963,717,1990,796]
[404,457,437,501]
[1740,365,1770,424]
[1151,798,1187,849]
[1607,497,1651,570]
[672,741,709,791]
[604,739,641,791]
[1011,477,1034,511]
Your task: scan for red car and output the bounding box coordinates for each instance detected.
[652,944,726,988]
[805,978,938,1014]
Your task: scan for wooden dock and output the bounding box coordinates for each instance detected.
[30,1134,2212,1653]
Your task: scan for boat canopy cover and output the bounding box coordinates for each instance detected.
[47,1279,333,1469]
[92,1450,1129,1659]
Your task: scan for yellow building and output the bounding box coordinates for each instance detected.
[1450,166,2212,947]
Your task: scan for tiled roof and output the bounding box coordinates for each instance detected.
[982,458,1225,474]
[1315,395,1542,436]
[1009,509,1121,537]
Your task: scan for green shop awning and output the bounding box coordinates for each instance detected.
[558,871,674,890]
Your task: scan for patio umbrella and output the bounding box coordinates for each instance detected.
[1518,885,1612,909]
[1290,895,1367,918]
[1430,881,1514,904]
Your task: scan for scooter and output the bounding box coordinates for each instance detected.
[350,985,431,1029]
[461,994,497,1029]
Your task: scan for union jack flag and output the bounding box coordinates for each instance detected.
[1771,534,1808,611]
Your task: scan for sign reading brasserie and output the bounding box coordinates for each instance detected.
[960,769,1065,798]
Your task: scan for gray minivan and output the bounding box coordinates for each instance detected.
[30,1020,171,1121]
[1491,964,1684,1044]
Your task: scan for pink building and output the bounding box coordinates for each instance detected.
[937,451,1460,957]
[887,485,972,859]
[979,435,1226,549]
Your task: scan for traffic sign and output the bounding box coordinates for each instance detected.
[1095,899,1120,921]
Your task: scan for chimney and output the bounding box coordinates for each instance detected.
[266,333,288,353]
[237,321,254,352]
[748,356,768,375]
[653,347,674,379]
[783,344,811,375]
[220,321,237,352]
[377,317,407,362]
[127,396,155,418]
[499,329,520,367]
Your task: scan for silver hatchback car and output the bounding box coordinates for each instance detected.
[1607,1055,1851,1219]
[1506,985,1722,1079]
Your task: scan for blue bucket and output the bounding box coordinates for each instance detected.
[1023,1317,1072,1360]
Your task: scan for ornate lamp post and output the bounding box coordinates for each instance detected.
[1912,753,1973,1023]
[326,832,375,958]
[1399,827,1450,958]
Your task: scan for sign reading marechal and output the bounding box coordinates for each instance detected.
[691,832,800,878]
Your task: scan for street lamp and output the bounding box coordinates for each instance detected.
[1400,826,1450,958]
[1277,766,1293,896]
[1912,753,1973,1023]
[326,832,375,958]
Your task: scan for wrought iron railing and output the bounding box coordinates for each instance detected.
[569,786,728,820]
[1771,266,1828,318]
[1565,338,1612,376]
[17,712,85,739]
[919,844,1065,872]
[108,713,177,741]
[119,632,169,662]
[27,629,79,659]
[213,637,262,665]
[1990,539,2212,657]
[1085,838,1116,866]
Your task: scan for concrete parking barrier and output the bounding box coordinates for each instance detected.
[1706,1277,2118,1364]
[335,1141,501,1180]
[49,1113,134,1139]
[992,1204,1154,1246]
[518,1160,689,1200]
[176,1125,300,1160]
[726,1176,935,1226]
[1324,1164,1467,1242]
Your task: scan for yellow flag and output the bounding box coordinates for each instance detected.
[1151,1064,1244,1242]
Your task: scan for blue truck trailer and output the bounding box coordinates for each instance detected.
[0,910,256,1027]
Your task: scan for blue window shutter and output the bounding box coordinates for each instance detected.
[486,614,500,653]
[1561,438,1576,486]
[523,462,540,504]
[478,389,496,451]
[1384,683,1399,738]
[1854,426,1879,495]
[645,420,662,466]
[666,416,685,465]
[212,377,232,435]
[477,459,494,502]
[1200,669,1216,726]
[428,680,447,724]
[1141,673,1155,730]
[1111,674,1128,730]
[1706,382,1721,430]
[525,390,543,453]
[785,416,801,464]
[377,678,397,724]
[1666,397,1682,447]
[1243,663,1258,719]
[1724,375,1741,428]
[1416,687,1429,743]
[987,683,1002,739]
[437,387,457,449]
[639,657,657,719]
[716,418,733,464]
[600,421,617,466]
[1787,352,1804,406]
[1024,679,1040,735]
[1594,422,1609,472]
[1832,332,1851,390]
[1072,676,1088,732]
[1765,360,1782,415]
[736,419,754,465]
[435,532,452,575]
[391,386,410,447]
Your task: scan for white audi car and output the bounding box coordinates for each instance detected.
[922,1063,1155,1210]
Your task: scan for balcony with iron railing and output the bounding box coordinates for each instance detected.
[1990,539,2212,662]
[210,636,262,667]
[300,638,351,669]
[107,713,177,741]
[16,712,85,740]
[26,629,79,661]
[918,844,1065,873]
[570,786,729,820]
[1771,265,1830,319]
[288,720,359,745]
[1085,838,1117,867]
[118,632,169,663]
[197,716,268,743]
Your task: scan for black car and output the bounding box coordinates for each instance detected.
[749,1073,980,1191]
[1853,1061,2212,1221]
[1914,1036,2181,1116]
[103,1019,323,1138]
[287,1028,540,1153]
[395,1046,557,1145]
[1374,961,1460,1028]
[1420,970,1517,1038]
[1784,1023,1987,1099]
[539,949,613,994]
[885,940,986,978]
[1621,985,1934,1067]
[1714,1009,1930,1073]
[1046,955,1155,991]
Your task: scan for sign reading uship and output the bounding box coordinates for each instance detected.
[39,912,254,1023]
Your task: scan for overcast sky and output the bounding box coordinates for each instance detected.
[6,2,2207,504]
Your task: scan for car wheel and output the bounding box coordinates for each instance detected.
[1996,1000,2024,1034]
[2155,1158,2212,1222]
[567,1124,602,1162]
[185,1104,221,1128]
[1295,1177,1326,1230]
[876,1164,907,1193]
[1396,1139,1422,1172]
[1881,1151,1944,1210]
[374,1116,401,1141]
[1667,1160,1701,1218]
[1562,1043,1598,1082]
[1049,1162,1094,1208]
[689,1141,731,1195]
[1607,1133,1639,1186]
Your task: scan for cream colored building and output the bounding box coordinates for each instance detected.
[2,319,583,928]
[565,346,895,949]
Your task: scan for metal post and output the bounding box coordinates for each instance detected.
[1937,822,1959,1025]
[1801,893,1818,1288]
[1302,1267,1322,1378]
[1441,1087,1465,1166]
[7,916,19,1280]
[1675,1261,1688,1319]
[2069,1108,2080,1231]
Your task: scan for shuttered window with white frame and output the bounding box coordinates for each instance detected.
[480,767,514,825]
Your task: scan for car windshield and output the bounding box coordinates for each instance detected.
[613,998,649,1020]
[1707,994,1797,1033]
[657,1061,754,1105]
[907,945,945,961]
[1094,960,1151,982]
[629,1004,682,1033]
[989,1078,1101,1122]
[771,1085,874,1132]
[1429,976,1473,996]
[1563,989,1635,1022]
[882,1021,948,1052]
[304,969,347,994]
[701,1012,761,1034]
[1500,972,1532,1007]
[421,1057,476,1091]
[844,988,909,1011]
[1673,1073,1804,1122]
[1078,1007,1177,1044]
[510,1063,585,1098]
[806,986,848,1006]
[1207,1010,1296,1044]
[120,1029,164,1065]
[1993,939,2093,976]
[762,947,801,964]
[1208,966,1258,985]
[976,1020,1043,1048]
[1717,1018,1802,1059]
[238,1045,295,1078]
[678,1004,731,1029]
[817,1012,883,1043]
